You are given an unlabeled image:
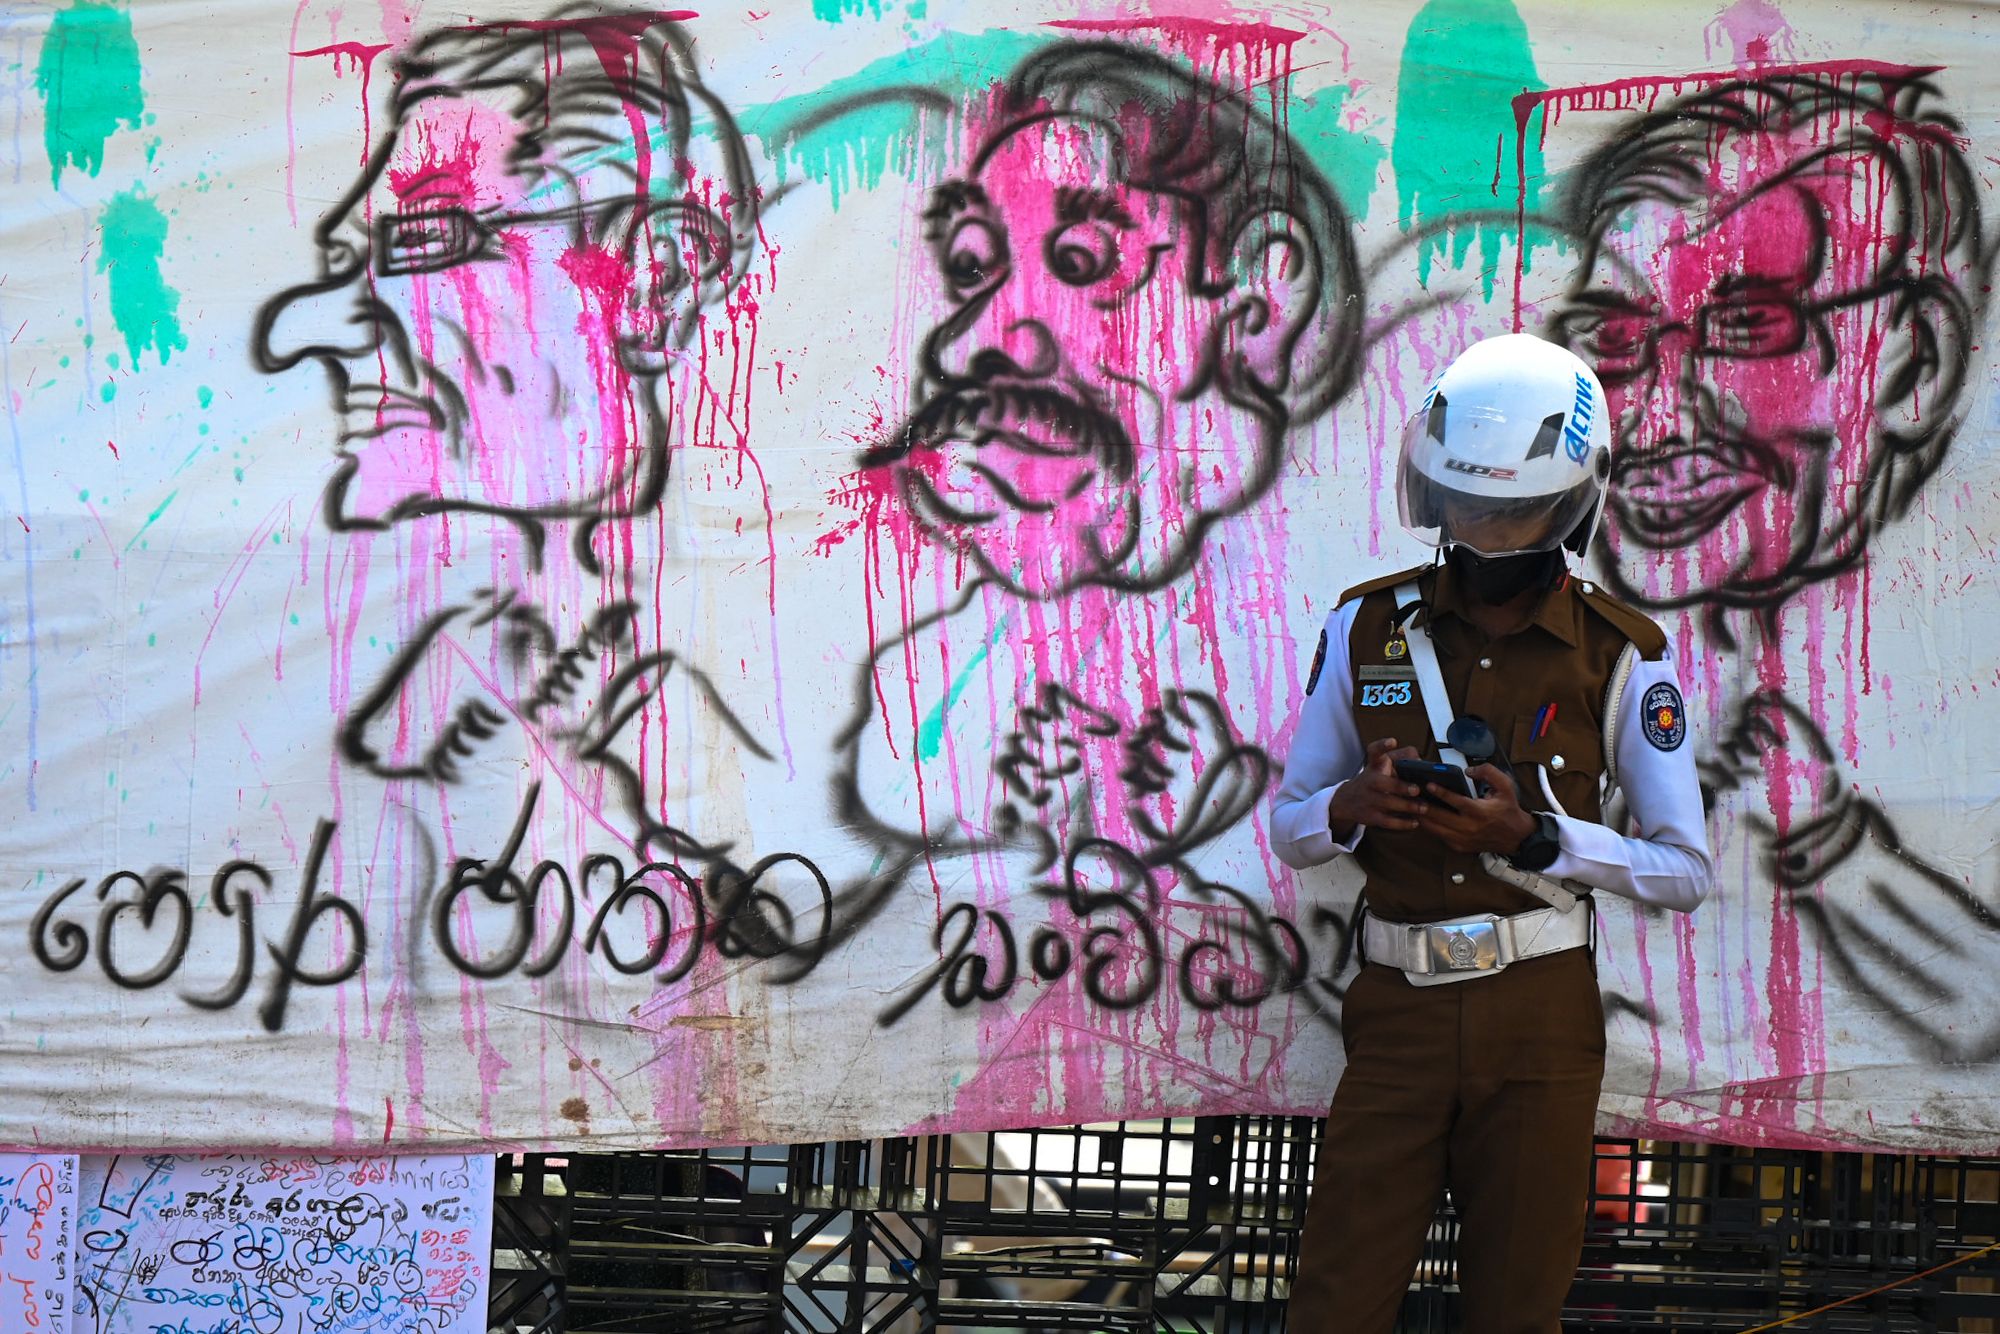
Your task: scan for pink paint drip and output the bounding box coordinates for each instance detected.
[1703,0,1800,68]
[292,41,394,169]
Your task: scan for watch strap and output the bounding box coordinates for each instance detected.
[1508,810,1562,873]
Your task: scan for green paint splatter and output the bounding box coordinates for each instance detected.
[33,1,144,187]
[96,186,187,367]
[1391,0,1546,296]
[99,380,114,402]
[915,613,1010,762]
[122,487,176,551]
[196,385,211,408]
[813,0,884,19]
[734,30,1044,206]
[1287,85,1390,224]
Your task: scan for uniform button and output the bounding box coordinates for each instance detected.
[1478,657,1493,669]
[1551,754,1566,772]
[1581,582,1595,594]
[1450,873,1466,884]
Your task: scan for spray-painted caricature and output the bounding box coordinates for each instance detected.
[1548,68,1979,621]
[253,10,772,864]
[1537,65,1994,1073]
[256,11,756,562]
[830,43,1366,1055]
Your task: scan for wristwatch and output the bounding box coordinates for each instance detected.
[1508,811,1562,873]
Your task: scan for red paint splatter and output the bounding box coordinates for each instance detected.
[1045,16,1306,47]
[292,41,394,175]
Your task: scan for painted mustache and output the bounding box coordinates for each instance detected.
[864,382,1136,480]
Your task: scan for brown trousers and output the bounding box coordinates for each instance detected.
[1288,948,1606,1334]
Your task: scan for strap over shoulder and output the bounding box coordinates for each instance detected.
[1337,563,1432,608]
[1575,579,1668,660]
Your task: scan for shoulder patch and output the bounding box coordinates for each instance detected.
[1641,682,1686,751]
[1337,563,1433,608]
[1305,629,1328,696]
[1577,581,1670,660]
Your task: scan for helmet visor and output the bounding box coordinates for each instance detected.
[1396,410,1603,557]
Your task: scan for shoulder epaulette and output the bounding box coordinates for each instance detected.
[1575,579,1669,660]
[1337,563,1432,608]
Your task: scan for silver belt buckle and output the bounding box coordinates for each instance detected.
[1426,918,1500,973]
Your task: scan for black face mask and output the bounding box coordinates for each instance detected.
[1447,545,1565,605]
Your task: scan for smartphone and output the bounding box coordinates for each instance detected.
[1392,757,1475,797]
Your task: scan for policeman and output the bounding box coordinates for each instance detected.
[1271,333,1714,1333]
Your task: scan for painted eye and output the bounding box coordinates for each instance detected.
[1592,313,1650,355]
[1046,221,1120,287]
[942,218,1005,294]
[1700,300,1805,357]
[376,207,492,276]
[1554,304,1652,377]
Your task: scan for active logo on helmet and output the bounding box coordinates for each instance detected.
[1562,372,1596,463]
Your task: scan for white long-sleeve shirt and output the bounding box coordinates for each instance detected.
[1269,598,1715,912]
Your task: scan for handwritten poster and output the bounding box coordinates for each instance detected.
[72,1154,492,1334]
[1,1154,78,1334]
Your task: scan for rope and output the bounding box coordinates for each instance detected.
[1733,1236,2000,1333]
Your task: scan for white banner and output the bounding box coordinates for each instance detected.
[1,0,1996,1152]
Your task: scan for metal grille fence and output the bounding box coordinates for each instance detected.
[486,1125,2000,1333]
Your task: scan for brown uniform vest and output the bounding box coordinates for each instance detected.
[1338,561,1667,924]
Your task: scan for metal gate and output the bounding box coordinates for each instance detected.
[485,1124,2000,1332]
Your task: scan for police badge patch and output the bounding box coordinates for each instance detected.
[1306,629,1327,696]
[1641,682,1686,751]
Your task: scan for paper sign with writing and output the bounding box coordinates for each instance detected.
[0,1154,78,1334]
[73,1154,492,1334]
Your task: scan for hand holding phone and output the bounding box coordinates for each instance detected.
[1393,757,1476,798]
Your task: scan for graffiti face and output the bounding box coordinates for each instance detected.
[884,113,1266,599]
[252,19,748,553]
[268,92,629,529]
[1558,130,1892,604]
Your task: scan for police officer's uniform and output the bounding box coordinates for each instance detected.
[1271,559,1713,1333]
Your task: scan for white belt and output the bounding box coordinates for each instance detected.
[1362,904,1592,988]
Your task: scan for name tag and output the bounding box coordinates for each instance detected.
[1358,665,1417,683]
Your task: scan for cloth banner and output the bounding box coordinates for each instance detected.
[2,0,1997,1152]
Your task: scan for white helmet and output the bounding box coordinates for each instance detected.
[1397,333,1613,558]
